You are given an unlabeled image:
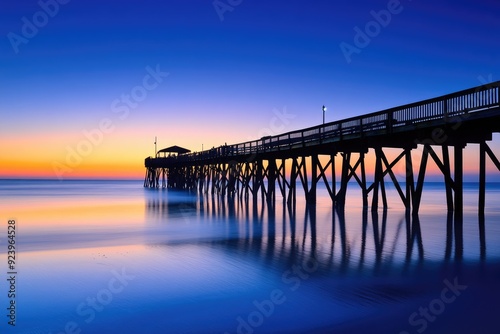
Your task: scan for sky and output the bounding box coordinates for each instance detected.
[0,0,499,179]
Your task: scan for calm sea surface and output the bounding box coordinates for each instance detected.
[0,179,499,334]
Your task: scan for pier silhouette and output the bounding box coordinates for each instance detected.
[144,82,500,225]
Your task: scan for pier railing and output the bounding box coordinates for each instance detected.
[146,81,499,166]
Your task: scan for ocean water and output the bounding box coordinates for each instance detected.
[0,179,499,334]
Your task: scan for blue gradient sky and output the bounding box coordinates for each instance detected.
[0,0,499,178]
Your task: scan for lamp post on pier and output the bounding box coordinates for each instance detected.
[322,105,327,124]
[154,136,157,157]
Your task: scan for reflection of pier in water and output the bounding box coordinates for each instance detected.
[146,193,483,274]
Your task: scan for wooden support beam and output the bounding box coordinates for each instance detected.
[197,166,203,193]
[441,146,454,212]
[155,168,160,188]
[161,168,166,188]
[205,166,211,194]
[276,159,287,201]
[221,163,228,196]
[379,149,406,206]
[425,145,456,190]
[310,155,318,203]
[479,141,486,217]
[360,152,368,208]
[318,157,335,201]
[380,171,388,209]
[254,160,263,201]
[454,144,464,259]
[371,148,382,211]
[287,158,298,207]
[331,154,336,205]
[405,149,414,210]
[346,156,363,188]
[454,145,464,220]
[228,162,238,195]
[484,142,500,171]
[244,162,253,199]
[234,164,241,195]
[336,152,351,209]
[413,146,429,214]
[211,164,216,195]
[143,169,148,187]
[268,159,277,204]
[260,162,269,201]
[296,157,309,201]
[367,150,406,193]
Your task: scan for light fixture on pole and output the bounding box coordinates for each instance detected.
[322,105,327,124]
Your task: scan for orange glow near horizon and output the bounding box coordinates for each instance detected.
[0,158,144,179]
[0,118,261,179]
[2,128,500,180]
[1,148,497,180]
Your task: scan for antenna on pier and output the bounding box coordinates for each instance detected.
[154,136,157,157]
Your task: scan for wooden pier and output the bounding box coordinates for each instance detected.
[144,82,500,221]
